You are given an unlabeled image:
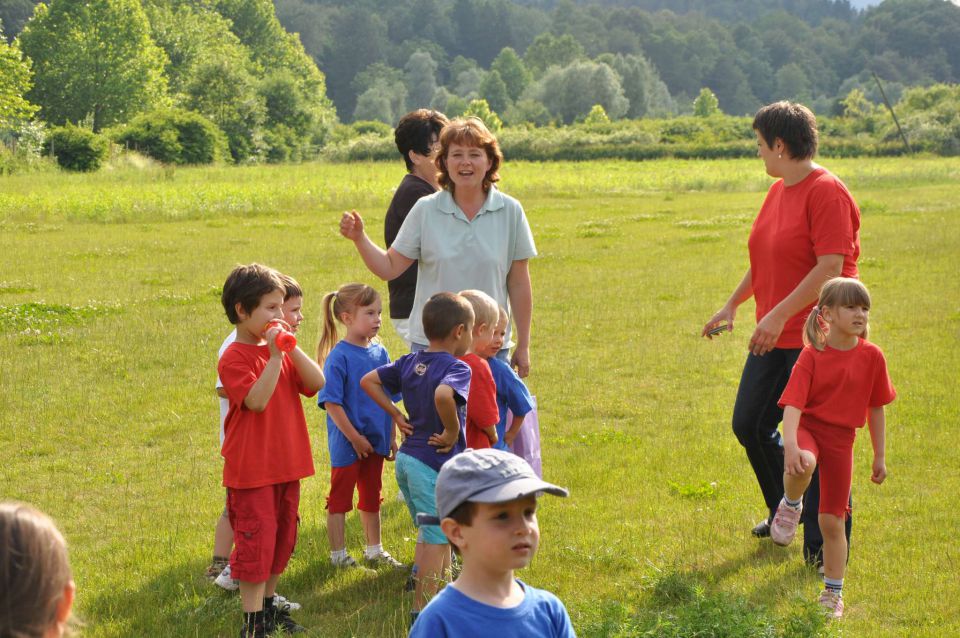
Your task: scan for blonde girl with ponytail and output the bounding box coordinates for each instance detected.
[315,284,404,570]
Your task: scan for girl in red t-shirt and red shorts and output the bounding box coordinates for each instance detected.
[768,278,895,619]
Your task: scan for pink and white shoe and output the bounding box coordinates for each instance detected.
[818,589,844,619]
[769,499,802,546]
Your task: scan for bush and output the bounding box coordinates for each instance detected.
[352,120,392,137]
[43,124,110,172]
[113,109,227,165]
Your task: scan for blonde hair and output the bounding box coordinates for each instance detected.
[317,284,380,365]
[0,502,73,638]
[804,277,872,350]
[458,289,499,329]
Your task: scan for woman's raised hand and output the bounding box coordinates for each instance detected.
[339,210,365,241]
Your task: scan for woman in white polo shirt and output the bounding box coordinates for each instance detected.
[340,117,536,377]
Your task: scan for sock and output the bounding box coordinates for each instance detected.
[784,495,802,510]
[243,610,264,631]
[824,577,843,596]
[364,543,383,559]
[263,596,275,612]
[212,555,229,565]
[330,548,347,563]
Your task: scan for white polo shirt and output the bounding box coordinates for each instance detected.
[392,186,537,346]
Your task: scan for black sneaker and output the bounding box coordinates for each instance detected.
[239,622,266,638]
[751,518,771,538]
[266,604,306,635]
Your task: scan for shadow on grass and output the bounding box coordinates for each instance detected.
[84,501,417,638]
[576,556,835,638]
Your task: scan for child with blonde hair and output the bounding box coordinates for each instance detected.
[0,502,75,638]
[316,283,404,570]
[770,277,895,618]
[457,289,500,449]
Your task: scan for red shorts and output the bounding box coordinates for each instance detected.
[227,481,300,582]
[797,420,856,518]
[326,455,385,514]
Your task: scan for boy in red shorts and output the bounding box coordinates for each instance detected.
[218,264,325,637]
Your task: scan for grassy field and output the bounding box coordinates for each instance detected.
[1,157,958,637]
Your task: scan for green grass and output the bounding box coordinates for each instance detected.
[1,157,958,637]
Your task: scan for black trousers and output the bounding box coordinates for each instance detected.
[732,349,852,564]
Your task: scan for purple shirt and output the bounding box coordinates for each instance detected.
[376,351,470,471]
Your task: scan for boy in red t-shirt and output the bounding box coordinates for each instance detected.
[457,290,500,449]
[218,264,325,638]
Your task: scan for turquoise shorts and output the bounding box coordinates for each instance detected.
[395,452,447,544]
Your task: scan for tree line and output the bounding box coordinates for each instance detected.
[1,0,959,171]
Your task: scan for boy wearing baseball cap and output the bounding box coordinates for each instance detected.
[410,448,576,637]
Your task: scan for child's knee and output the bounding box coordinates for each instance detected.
[818,513,845,537]
[800,450,817,476]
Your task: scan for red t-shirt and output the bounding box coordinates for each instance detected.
[778,339,896,430]
[459,353,500,449]
[219,342,316,489]
[749,168,861,348]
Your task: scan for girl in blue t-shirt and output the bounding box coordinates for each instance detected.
[316,283,403,570]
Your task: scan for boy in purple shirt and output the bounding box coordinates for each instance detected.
[361,292,474,624]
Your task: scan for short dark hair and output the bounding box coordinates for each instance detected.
[277,273,302,301]
[752,101,819,160]
[221,263,284,324]
[422,292,474,341]
[395,109,449,172]
[447,500,478,526]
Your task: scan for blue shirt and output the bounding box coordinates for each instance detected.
[487,357,534,450]
[409,580,576,638]
[317,341,394,467]
[376,351,470,472]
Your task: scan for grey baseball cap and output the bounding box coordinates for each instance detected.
[416,448,568,526]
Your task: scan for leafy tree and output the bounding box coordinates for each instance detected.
[503,98,552,127]
[840,88,873,119]
[353,87,395,125]
[18,0,168,131]
[322,6,388,118]
[775,62,812,102]
[214,0,335,144]
[693,88,720,117]
[0,0,38,41]
[600,52,674,118]
[185,56,265,161]
[463,98,501,133]
[491,47,531,101]
[0,37,37,128]
[531,60,628,124]
[454,67,485,100]
[479,69,510,114]
[583,104,610,125]
[523,33,584,76]
[405,50,438,110]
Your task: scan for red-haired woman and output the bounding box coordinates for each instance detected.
[342,117,536,377]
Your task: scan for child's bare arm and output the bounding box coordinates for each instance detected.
[360,370,412,435]
[504,414,525,446]
[287,346,325,394]
[781,406,807,475]
[428,384,460,453]
[243,354,283,412]
[327,403,374,458]
[216,387,228,399]
[868,406,887,484]
[482,425,498,446]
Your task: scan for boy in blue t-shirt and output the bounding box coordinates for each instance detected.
[361,292,474,622]
[482,307,534,449]
[410,448,575,637]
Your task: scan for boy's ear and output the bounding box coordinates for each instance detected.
[440,518,464,550]
[235,301,247,321]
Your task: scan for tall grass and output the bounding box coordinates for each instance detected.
[1,158,958,637]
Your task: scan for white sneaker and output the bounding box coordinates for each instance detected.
[274,594,301,611]
[214,563,239,591]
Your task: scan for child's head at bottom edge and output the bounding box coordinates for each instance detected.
[423,449,568,572]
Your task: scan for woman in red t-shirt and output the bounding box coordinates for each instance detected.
[702,102,861,566]
[769,278,894,618]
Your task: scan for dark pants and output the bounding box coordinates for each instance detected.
[732,349,852,564]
